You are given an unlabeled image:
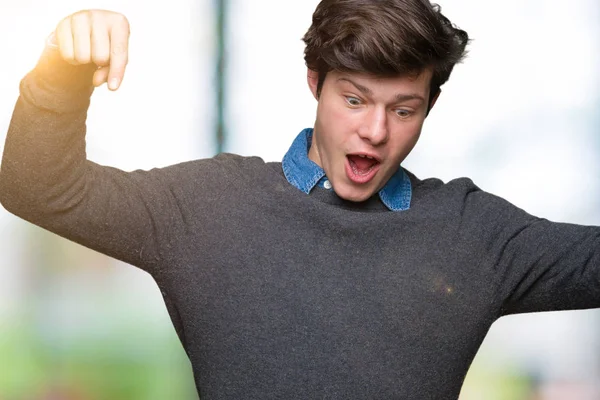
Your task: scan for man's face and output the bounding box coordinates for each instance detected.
[307,69,436,202]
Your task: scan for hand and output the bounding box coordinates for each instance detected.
[53,10,130,90]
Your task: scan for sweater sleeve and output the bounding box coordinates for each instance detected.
[460,182,600,316]
[0,46,223,273]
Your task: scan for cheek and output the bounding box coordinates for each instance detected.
[317,103,353,144]
[390,123,423,156]
[319,99,346,125]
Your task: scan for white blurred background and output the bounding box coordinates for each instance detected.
[0,1,599,398]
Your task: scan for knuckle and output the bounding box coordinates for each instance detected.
[56,16,69,31]
[56,17,71,38]
[71,10,92,25]
[111,13,130,30]
[89,10,107,30]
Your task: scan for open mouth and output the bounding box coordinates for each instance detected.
[346,154,381,184]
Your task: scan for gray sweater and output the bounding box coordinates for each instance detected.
[2,47,600,400]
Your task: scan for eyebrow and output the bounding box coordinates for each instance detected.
[337,77,425,104]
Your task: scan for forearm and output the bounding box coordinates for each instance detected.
[0,46,96,216]
[0,45,175,270]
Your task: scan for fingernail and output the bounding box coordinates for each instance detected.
[109,78,120,90]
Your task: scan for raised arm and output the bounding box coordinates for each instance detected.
[0,10,213,273]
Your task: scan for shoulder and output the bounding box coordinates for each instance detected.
[160,153,270,179]
[405,169,535,222]
[161,153,289,197]
[406,169,479,203]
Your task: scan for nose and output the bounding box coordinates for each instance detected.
[357,106,389,146]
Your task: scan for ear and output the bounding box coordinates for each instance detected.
[426,89,441,117]
[307,68,319,100]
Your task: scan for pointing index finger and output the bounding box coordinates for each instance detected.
[107,15,130,90]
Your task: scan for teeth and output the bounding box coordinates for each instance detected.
[357,155,374,160]
[358,155,366,158]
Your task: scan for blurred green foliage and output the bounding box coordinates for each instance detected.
[0,318,198,400]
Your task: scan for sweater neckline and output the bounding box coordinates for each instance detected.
[309,185,389,213]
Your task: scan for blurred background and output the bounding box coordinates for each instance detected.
[0,0,599,399]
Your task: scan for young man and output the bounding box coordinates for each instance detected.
[0,1,598,399]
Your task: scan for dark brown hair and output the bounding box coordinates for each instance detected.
[302,0,469,109]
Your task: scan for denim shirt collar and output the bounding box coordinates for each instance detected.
[282,128,412,211]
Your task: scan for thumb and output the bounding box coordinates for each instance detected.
[93,66,110,87]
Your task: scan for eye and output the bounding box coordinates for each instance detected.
[344,96,362,106]
[395,109,412,118]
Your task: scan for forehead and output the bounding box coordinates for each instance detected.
[331,69,433,93]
